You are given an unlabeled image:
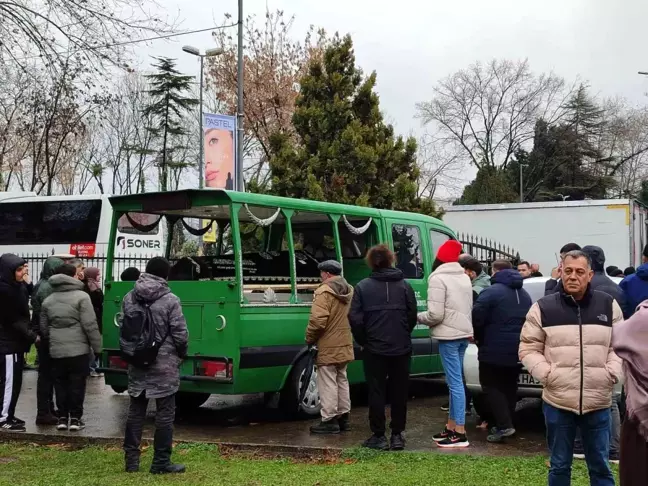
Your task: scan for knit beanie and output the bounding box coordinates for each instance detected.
[145,257,171,280]
[436,240,463,264]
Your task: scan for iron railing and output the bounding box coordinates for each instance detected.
[458,233,521,271]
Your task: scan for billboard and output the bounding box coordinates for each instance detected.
[203,112,236,190]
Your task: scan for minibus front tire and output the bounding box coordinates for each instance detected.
[279,356,321,418]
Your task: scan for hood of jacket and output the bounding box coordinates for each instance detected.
[0,254,26,286]
[431,261,464,276]
[133,272,171,302]
[472,271,491,294]
[492,269,524,289]
[636,263,648,281]
[320,276,353,303]
[41,257,64,281]
[369,267,405,282]
[582,245,606,273]
[49,274,85,292]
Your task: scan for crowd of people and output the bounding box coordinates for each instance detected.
[3,236,648,482]
[306,240,648,485]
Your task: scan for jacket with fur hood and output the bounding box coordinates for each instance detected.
[305,276,354,365]
[418,262,473,340]
[40,274,102,359]
[519,286,622,415]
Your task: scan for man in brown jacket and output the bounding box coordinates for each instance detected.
[519,250,621,486]
[306,260,354,435]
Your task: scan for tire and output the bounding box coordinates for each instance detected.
[175,392,210,412]
[279,356,321,418]
[111,385,127,394]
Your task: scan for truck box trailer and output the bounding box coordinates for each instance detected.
[444,199,648,274]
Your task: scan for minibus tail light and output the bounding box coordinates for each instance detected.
[197,359,233,380]
[109,356,129,370]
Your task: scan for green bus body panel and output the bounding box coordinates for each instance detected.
[103,190,456,396]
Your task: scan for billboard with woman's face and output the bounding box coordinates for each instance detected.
[204,113,236,190]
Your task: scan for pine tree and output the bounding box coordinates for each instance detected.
[268,35,439,216]
[143,57,198,192]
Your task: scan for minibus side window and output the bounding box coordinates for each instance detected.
[429,229,451,258]
[289,213,339,303]
[392,224,424,279]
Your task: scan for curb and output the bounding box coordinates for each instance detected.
[0,431,344,459]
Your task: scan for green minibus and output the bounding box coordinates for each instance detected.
[101,190,457,415]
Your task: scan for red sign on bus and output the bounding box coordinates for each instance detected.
[69,243,96,258]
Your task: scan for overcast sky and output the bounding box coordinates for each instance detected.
[137,0,648,139]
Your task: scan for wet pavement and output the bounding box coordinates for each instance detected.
[11,371,548,456]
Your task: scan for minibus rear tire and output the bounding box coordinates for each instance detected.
[111,386,127,394]
[279,356,321,418]
[175,392,210,412]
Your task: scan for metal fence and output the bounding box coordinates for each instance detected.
[458,233,521,271]
[19,253,160,282]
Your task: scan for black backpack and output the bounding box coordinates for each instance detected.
[119,296,169,369]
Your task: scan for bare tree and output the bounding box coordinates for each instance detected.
[417,59,571,170]
[0,0,174,73]
[417,132,470,200]
[206,10,327,189]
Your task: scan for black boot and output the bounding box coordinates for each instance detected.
[362,434,389,451]
[337,413,351,432]
[390,433,405,451]
[124,452,140,473]
[309,419,341,435]
[150,427,185,474]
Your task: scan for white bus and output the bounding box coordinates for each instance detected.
[0,193,165,276]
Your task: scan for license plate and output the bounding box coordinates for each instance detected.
[518,372,542,386]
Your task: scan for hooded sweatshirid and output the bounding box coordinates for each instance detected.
[349,268,418,357]
[39,274,102,359]
[619,263,648,317]
[121,273,189,399]
[305,276,354,366]
[581,245,628,316]
[0,254,36,355]
[472,269,532,367]
[30,257,64,334]
[417,262,473,340]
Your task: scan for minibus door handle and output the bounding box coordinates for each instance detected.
[215,315,227,332]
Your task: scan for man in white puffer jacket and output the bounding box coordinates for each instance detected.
[418,240,473,448]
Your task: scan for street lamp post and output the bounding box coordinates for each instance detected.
[182,45,224,189]
[236,0,244,191]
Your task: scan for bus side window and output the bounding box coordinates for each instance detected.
[429,229,451,259]
[392,224,424,279]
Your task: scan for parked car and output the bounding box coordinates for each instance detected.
[463,276,623,399]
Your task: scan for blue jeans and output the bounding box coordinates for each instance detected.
[439,339,468,426]
[543,402,614,486]
[574,398,620,457]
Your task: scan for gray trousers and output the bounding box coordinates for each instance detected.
[574,398,620,456]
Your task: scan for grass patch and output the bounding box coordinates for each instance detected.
[25,346,37,367]
[0,442,617,486]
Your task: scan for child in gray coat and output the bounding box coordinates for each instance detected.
[40,264,101,431]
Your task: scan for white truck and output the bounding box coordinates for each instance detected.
[444,199,648,273]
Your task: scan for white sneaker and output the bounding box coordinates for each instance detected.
[573,453,586,460]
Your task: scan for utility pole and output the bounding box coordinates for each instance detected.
[236,0,244,191]
[519,163,524,203]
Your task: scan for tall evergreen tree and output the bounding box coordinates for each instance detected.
[269,35,439,216]
[143,57,198,191]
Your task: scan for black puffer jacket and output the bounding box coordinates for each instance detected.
[0,254,37,354]
[349,268,417,357]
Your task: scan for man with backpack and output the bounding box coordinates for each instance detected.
[121,257,188,474]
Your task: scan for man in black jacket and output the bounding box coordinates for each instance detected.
[349,244,417,452]
[0,254,39,431]
[545,243,582,296]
